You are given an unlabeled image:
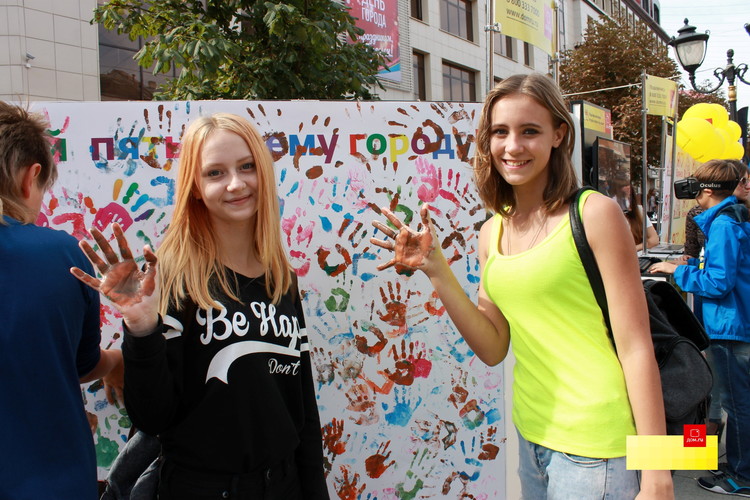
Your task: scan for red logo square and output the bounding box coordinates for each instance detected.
[684,424,707,447]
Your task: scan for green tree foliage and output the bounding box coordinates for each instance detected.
[94,0,390,100]
[558,14,728,182]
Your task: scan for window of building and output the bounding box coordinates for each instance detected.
[493,33,516,60]
[411,0,423,20]
[97,2,176,100]
[440,0,473,42]
[652,5,660,23]
[413,51,427,100]
[442,61,476,102]
[523,41,533,67]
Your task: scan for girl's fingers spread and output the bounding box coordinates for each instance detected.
[113,224,133,261]
[420,204,432,227]
[381,207,405,229]
[370,237,392,250]
[372,221,397,239]
[142,245,158,264]
[70,267,101,290]
[79,240,109,275]
[376,259,396,271]
[90,227,120,265]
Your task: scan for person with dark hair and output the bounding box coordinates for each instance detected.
[371,74,673,499]
[646,188,659,219]
[679,160,750,442]
[0,101,123,500]
[651,159,750,496]
[622,184,658,252]
[72,113,329,499]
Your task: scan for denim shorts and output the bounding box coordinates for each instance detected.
[517,430,639,500]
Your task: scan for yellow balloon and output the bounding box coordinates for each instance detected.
[716,128,731,158]
[676,117,718,159]
[707,103,729,129]
[723,120,742,143]
[683,102,714,120]
[683,102,729,128]
[726,141,745,160]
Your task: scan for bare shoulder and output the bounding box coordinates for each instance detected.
[581,191,624,226]
[478,215,498,254]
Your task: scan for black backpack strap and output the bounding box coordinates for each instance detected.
[568,187,612,334]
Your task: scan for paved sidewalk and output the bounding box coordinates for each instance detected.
[673,431,726,499]
[674,469,726,499]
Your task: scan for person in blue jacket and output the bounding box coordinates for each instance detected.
[651,158,750,497]
[0,101,124,500]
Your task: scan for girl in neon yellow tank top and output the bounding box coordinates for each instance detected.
[371,74,673,499]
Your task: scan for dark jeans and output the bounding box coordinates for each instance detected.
[101,430,161,500]
[157,455,301,500]
[711,340,750,481]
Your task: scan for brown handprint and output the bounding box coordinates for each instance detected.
[345,383,375,413]
[354,322,387,357]
[312,346,336,385]
[376,281,415,327]
[384,339,417,386]
[448,368,469,409]
[365,440,395,478]
[346,383,380,425]
[478,426,500,461]
[322,418,350,456]
[334,465,366,500]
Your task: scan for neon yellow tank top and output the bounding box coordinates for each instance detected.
[483,196,635,457]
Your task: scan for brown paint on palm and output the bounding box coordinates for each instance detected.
[72,223,157,308]
[370,204,437,272]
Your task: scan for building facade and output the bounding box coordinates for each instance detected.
[1,0,668,103]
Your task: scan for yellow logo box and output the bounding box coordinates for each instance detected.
[626,435,718,470]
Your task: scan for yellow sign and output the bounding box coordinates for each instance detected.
[626,435,718,470]
[583,102,612,135]
[645,74,679,117]
[494,0,554,56]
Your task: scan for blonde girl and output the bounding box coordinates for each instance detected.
[73,113,329,500]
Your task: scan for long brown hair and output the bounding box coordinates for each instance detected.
[157,113,292,313]
[473,73,578,217]
[623,186,644,245]
[0,102,57,223]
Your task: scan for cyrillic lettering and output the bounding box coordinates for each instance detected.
[349,134,366,155]
[366,134,387,155]
[389,135,409,163]
[117,137,139,160]
[411,134,431,155]
[91,138,114,161]
[432,136,455,159]
[290,134,315,155]
[318,134,339,163]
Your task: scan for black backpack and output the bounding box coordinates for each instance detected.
[569,188,713,435]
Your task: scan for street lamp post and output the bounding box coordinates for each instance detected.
[668,19,750,123]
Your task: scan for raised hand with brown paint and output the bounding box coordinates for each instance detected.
[370,203,443,276]
[70,223,159,336]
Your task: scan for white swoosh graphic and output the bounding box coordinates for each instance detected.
[206,341,300,383]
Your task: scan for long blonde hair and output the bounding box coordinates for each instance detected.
[473,73,578,217]
[157,113,292,313]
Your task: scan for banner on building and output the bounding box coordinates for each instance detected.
[494,0,555,56]
[347,0,401,81]
[33,99,504,497]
